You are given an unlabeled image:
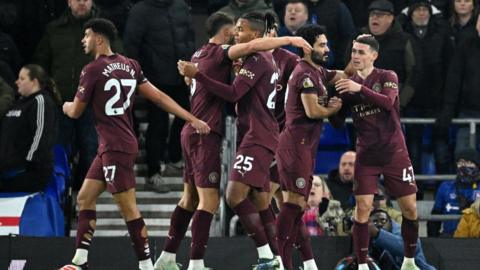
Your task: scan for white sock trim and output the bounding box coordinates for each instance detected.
[72,248,88,265]
[139,258,154,270]
[303,259,318,270]
[159,251,176,262]
[257,244,274,259]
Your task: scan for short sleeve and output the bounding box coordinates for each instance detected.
[297,74,319,94]
[132,59,147,85]
[217,44,232,65]
[75,66,96,103]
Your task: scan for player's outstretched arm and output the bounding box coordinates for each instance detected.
[178,60,250,102]
[227,36,312,60]
[138,82,210,134]
[62,97,87,119]
[301,94,342,119]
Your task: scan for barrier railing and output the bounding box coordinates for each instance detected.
[216,117,479,236]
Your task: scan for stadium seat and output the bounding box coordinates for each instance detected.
[315,123,350,174]
[44,145,71,205]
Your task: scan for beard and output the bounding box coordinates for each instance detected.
[311,50,327,65]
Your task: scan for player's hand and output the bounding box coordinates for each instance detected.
[177,60,198,78]
[289,36,312,55]
[184,76,192,86]
[191,119,210,135]
[328,97,342,112]
[335,79,362,94]
[62,102,73,116]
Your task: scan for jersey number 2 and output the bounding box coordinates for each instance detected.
[267,72,279,109]
[104,78,136,116]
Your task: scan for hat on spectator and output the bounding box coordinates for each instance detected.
[455,148,480,166]
[368,0,395,15]
[408,0,432,17]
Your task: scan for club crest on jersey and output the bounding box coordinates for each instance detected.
[302,77,314,88]
[208,172,219,184]
[372,82,382,93]
[238,68,255,79]
[384,81,398,89]
[296,177,306,189]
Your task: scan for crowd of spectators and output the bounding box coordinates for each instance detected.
[0,0,480,242]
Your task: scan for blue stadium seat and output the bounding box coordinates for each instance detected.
[315,123,350,173]
[318,123,350,151]
[44,145,71,205]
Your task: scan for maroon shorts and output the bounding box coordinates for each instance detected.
[181,132,222,188]
[230,145,274,192]
[86,151,137,194]
[276,148,314,198]
[269,160,280,184]
[354,149,418,198]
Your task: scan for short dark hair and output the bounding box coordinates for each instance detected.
[239,11,277,36]
[286,0,309,13]
[355,35,380,52]
[205,12,234,38]
[84,18,117,43]
[295,24,327,57]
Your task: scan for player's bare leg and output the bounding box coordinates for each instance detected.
[226,181,278,269]
[155,183,198,270]
[353,194,374,270]
[276,191,312,270]
[113,188,154,270]
[59,179,105,270]
[187,187,219,270]
[397,193,420,270]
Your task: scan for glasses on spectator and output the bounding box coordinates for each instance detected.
[369,11,391,18]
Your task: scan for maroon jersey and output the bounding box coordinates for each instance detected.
[187,43,232,135]
[341,68,406,160]
[194,51,279,152]
[272,48,300,131]
[279,60,336,153]
[76,54,146,154]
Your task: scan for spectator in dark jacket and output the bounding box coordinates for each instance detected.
[0,75,14,120]
[436,13,480,152]
[347,0,417,111]
[218,0,274,19]
[124,0,195,191]
[0,30,22,80]
[308,0,356,68]
[277,0,310,53]
[401,0,452,177]
[326,151,356,210]
[32,0,108,190]
[447,0,478,48]
[0,64,58,192]
[95,0,133,37]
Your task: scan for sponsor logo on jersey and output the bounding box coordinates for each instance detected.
[208,172,219,184]
[296,177,306,189]
[238,68,255,79]
[383,81,398,89]
[302,77,314,88]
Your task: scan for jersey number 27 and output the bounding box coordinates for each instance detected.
[104,78,136,116]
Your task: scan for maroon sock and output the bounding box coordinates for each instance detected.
[259,205,279,255]
[126,218,151,261]
[352,220,369,264]
[75,210,96,250]
[401,216,419,258]
[232,199,268,247]
[164,206,194,253]
[295,219,314,261]
[276,203,302,269]
[190,210,214,260]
